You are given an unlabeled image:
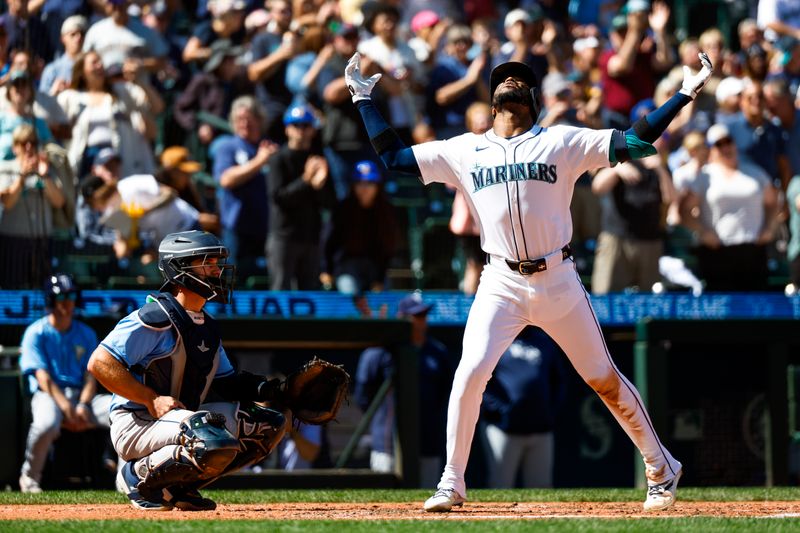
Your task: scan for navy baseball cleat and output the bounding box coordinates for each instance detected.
[116,461,173,511]
[424,488,465,512]
[643,469,683,511]
[165,486,217,511]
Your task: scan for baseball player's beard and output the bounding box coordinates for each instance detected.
[492,87,533,113]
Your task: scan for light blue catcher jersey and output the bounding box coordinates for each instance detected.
[100,309,234,411]
[20,317,98,394]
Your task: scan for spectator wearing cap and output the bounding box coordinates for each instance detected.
[0,123,65,288]
[315,21,381,200]
[82,0,169,77]
[247,0,299,143]
[727,79,791,189]
[715,76,745,125]
[0,70,54,160]
[479,326,567,488]
[493,6,548,85]
[157,147,213,214]
[57,50,161,180]
[213,95,279,279]
[266,104,335,290]
[183,0,247,65]
[320,160,397,294]
[591,98,676,294]
[599,1,675,128]
[354,293,452,485]
[174,39,252,146]
[75,147,122,248]
[425,24,489,139]
[408,10,445,65]
[0,50,71,142]
[679,123,781,291]
[39,16,88,97]
[357,2,426,145]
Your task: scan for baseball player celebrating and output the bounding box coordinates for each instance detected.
[88,230,289,511]
[345,51,713,512]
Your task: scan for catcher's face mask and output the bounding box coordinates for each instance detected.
[163,253,236,304]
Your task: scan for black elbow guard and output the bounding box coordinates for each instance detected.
[632,116,658,144]
[370,127,401,155]
[612,130,631,163]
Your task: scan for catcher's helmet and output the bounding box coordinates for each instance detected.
[44,273,80,310]
[158,230,235,304]
[489,61,542,121]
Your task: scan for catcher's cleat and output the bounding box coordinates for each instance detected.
[166,487,217,511]
[116,461,173,511]
[643,468,683,511]
[423,488,465,512]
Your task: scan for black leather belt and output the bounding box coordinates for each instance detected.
[503,245,572,275]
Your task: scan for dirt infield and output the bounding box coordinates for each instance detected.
[3,501,800,520]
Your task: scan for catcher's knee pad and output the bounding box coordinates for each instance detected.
[136,412,241,494]
[179,411,241,478]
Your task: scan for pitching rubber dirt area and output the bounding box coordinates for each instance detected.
[3,501,800,520]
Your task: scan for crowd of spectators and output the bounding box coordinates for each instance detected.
[0,0,799,295]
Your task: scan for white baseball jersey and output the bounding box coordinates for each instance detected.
[412,125,613,260]
[412,123,682,503]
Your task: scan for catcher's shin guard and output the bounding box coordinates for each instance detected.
[136,412,240,495]
[200,402,287,486]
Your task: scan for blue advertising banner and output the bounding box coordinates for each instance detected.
[1,291,799,326]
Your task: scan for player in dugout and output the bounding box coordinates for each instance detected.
[345,50,713,512]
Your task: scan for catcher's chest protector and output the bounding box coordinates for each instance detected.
[135,293,221,411]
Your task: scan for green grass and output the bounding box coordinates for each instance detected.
[3,488,800,531]
[3,520,800,532]
[1,487,799,505]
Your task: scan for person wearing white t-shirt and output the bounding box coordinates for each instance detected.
[679,123,781,291]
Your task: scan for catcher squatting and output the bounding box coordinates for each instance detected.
[88,230,349,511]
[344,49,714,512]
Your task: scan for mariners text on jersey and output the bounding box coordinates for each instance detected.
[471,161,558,192]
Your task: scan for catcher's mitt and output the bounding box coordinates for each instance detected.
[284,357,350,425]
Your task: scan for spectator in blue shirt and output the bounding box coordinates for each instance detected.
[18,274,111,493]
[426,24,490,139]
[39,15,87,97]
[727,79,791,188]
[480,327,567,488]
[213,95,279,279]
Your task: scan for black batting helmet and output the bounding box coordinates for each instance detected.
[158,230,236,304]
[489,61,542,120]
[44,273,80,310]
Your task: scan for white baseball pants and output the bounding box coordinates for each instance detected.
[437,257,682,498]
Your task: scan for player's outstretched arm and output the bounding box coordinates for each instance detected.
[611,53,713,164]
[345,53,421,175]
